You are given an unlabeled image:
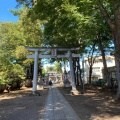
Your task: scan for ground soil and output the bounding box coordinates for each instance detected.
[58,83,120,120]
[0,86,48,120]
[0,83,120,120]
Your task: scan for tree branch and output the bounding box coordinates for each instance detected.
[96,0,115,30]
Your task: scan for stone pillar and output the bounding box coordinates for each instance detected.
[69,50,76,91]
[32,50,39,92]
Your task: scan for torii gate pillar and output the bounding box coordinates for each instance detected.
[32,50,39,93]
[69,50,76,90]
[69,51,79,95]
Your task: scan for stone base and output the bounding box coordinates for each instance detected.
[29,91,41,96]
[37,85,44,90]
[63,79,71,87]
[71,89,79,95]
[64,83,71,87]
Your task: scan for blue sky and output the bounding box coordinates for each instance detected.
[0,0,19,22]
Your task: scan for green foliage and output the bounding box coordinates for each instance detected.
[0,6,44,81]
[45,62,62,74]
[41,67,46,77]
[54,62,62,73]
[0,63,25,81]
[0,22,26,77]
[18,7,44,47]
[15,46,28,59]
[46,66,55,72]
[11,64,25,79]
[0,72,6,84]
[0,79,6,85]
[15,0,115,49]
[0,22,26,61]
[23,59,34,66]
[15,0,113,55]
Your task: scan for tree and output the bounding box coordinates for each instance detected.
[16,0,120,99]
[0,9,44,81]
[86,43,98,84]
[54,61,62,73]
[16,0,92,50]
[97,33,111,86]
[95,0,120,99]
[46,66,54,72]
[11,6,44,47]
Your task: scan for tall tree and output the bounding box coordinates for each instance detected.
[95,0,120,99]
[16,0,120,99]
[86,43,98,84]
[0,22,26,80]
[97,33,111,86]
[0,7,44,80]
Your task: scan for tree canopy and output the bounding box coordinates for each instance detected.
[1,0,120,99]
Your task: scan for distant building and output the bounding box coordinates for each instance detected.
[47,71,62,83]
[84,55,115,82]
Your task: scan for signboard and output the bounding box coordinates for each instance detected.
[51,49,57,56]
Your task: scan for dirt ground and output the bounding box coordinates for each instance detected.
[58,83,120,120]
[0,83,120,120]
[0,86,48,120]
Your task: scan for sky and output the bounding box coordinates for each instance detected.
[0,0,19,22]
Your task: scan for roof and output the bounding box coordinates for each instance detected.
[84,55,115,61]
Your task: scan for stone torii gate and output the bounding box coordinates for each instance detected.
[25,46,80,94]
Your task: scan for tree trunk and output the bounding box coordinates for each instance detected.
[89,65,92,85]
[88,43,96,85]
[113,29,120,100]
[97,34,111,86]
[112,6,120,99]
[77,57,83,87]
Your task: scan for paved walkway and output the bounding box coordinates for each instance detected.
[41,85,80,120]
